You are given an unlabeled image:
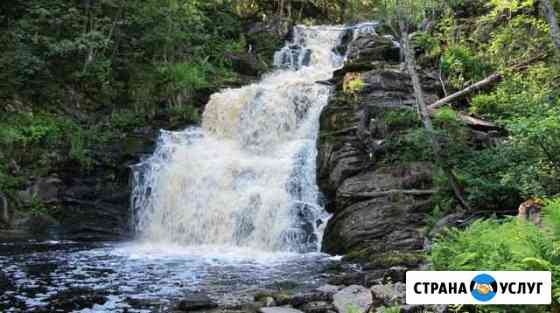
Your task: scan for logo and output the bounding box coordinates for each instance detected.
[406,271,551,305]
[470,274,497,302]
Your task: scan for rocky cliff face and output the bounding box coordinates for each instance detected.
[319,31,441,266]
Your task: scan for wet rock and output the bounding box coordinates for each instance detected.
[13,213,58,236]
[332,285,372,313]
[47,288,107,312]
[275,291,332,307]
[384,266,408,283]
[327,272,367,286]
[298,301,334,313]
[126,297,162,310]
[226,52,261,76]
[346,33,400,65]
[59,197,130,241]
[315,284,343,295]
[263,296,277,307]
[18,176,63,205]
[176,293,218,311]
[322,163,432,255]
[376,305,424,313]
[0,271,14,294]
[246,16,291,68]
[432,304,449,313]
[371,283,405,307]
[0,191,9,226]
[260,307,305,313]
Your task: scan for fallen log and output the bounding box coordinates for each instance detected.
[427,55,544,111]
[427,73,502,111]
[456,112,499,131]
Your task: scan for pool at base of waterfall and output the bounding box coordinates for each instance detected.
[0,241,340,312]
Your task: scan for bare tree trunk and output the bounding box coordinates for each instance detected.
[399,18,472,212]
[427,73,502,110]
[340,0,347,22]
[541,0,560,51]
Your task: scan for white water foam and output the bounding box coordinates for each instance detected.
[131,25,347,253]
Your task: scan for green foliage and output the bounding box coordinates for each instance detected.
[425,204,446,234]
[485,0,535,18]
[486,15,551,67]
[28,194,52,217]
[432,218,551,270]
[168,104,201,124]
[456,146,523,210]
[0,113,75,147]
[346,304,363,313]
[110,111,144,131]
[379,306,401,313]
[0,163,25,194]
[431,216,560,309]
[343,77,365,95]
[543,198,560,241]
[383,127,433,164]
[413,31,442,62]
[441,45,492,89]
[469,65,560,199]
[1,0,243,111]
[383,109,420,131]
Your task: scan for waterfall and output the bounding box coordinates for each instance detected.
[131,25,347,253]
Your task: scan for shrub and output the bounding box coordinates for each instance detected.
[431,216,560,310]
[440,45,491,89]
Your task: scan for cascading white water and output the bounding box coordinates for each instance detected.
[131,25,347,253]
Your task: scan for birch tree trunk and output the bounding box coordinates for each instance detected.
[541,0,560,51]
[399,18,472,212]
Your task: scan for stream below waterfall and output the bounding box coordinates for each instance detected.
[0,241,340,312]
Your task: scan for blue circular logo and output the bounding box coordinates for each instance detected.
[470,274,498,302]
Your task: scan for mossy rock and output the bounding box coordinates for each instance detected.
[367,251,425,269]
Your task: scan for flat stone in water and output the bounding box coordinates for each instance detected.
[176,293,217,311]
[260,307,305,313]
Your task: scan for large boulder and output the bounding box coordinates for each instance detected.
[17,176,63,205]
[46,288,108,312]
[371,283,406,307]
[332,285,373,313]
[346,33,400,66]
[246,16,291,70]
[12,213,58,237]
[175,293,218,312]
[322,163,433,256]
[226,52,261,76]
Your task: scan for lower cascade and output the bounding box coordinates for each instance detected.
[131,25,347,252]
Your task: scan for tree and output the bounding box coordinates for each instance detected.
[540,0,560,51]
[396,0,472,211]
